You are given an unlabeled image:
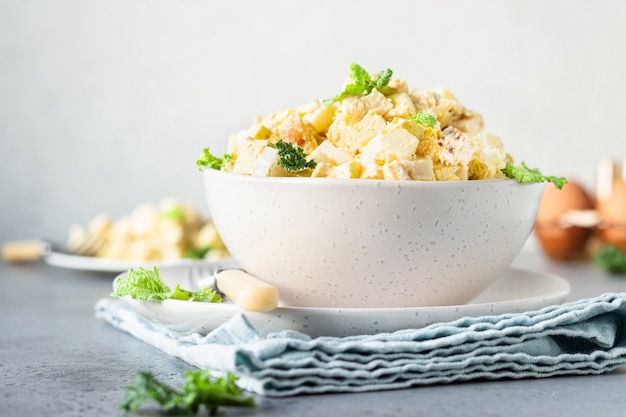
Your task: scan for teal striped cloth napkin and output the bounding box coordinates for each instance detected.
[95,293,626,397]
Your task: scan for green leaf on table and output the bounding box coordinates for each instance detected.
[593,245,626,274]
[120,370,255,415]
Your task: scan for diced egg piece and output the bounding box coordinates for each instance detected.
[350,111,387,151]
[361,89,393,115]
[356,154,383,179]
[332,159,362,178]
[404,158,436,180]
[301,101,336,134]
[383,160,411,180]
[434,164,469,181]
[231,138,269,175]
[252,146,283,176]
[311,161,334,177]
[308,140,351,166]
[386,92,417,119]
[382,157,435,181]
[337,96,367,124]
[469,131,508,178]
[361,123,419,162]
[248,123,273,140]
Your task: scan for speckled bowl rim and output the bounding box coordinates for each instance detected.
[204,168,523,188]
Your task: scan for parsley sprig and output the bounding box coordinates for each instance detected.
[501,162,568,189]
[121,370,255,415]
[275,139,317,172]
[196,148,233,171]
[323,63,393,106]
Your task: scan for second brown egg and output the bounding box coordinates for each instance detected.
[597,179,626,251]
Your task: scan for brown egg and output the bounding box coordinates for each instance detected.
[597,179,626,251]
[534,180,594,260]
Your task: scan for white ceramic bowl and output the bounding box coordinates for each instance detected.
[202,169,544,308]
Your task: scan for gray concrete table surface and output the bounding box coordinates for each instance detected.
[2,251,626,417]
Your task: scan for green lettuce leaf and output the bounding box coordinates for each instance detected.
[111,267,224,303]
[501,162,568,189]
[111,266,171,301]
[196,148,233,171]
[192,286,225,303]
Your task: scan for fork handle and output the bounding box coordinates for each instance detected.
[0,240,46,262]
[216,269,278,312]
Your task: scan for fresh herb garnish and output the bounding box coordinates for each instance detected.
[162,204,185,221]
[121,370,255,415]
[185,246,211,260]
[191,286,226,303]
[196,148,233,171]
[593,245,626,274]
[111,266,223,303]
[323,63,393,106]
[501,162,568,189]
[410,111,437,128]
[275,139,317,172]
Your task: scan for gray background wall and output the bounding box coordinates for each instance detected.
[1,0,625,243]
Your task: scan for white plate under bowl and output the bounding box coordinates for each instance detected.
[115,263,571,338]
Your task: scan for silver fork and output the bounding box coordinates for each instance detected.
[187,263,220,290]
[186,263,233,303]
[187,257,241,287]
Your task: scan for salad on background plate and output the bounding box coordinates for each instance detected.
[47,199,230,272]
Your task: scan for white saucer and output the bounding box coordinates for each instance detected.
[115,263,571,338]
